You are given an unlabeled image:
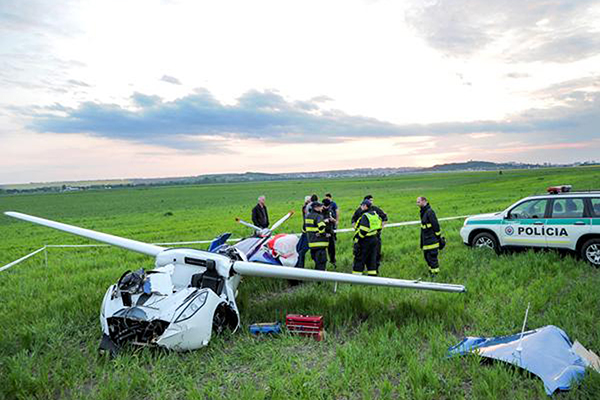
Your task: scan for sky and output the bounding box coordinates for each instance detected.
[1,0,600,184]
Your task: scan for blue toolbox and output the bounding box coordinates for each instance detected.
[249,322,282,335]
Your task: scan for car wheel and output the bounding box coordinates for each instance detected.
[581,239,600,267]
[472,232,501,254]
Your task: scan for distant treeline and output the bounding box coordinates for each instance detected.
[2,161,598,195]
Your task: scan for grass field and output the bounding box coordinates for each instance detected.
[1,167,600,399]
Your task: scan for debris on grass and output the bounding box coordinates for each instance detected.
[249,322,282,336]
[448,325,600,395]
[286,314,325,341]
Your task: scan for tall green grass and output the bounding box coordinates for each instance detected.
[1,167,599,399]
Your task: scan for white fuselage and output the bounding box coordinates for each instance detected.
[100,248,241,351]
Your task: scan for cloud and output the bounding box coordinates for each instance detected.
[26,89,419,148]
[0,0,82,37]
[160,75,182,85]
[506,73,530,79]
[66,79,90,87]
[406,0,600,63]
[22,82,600,151]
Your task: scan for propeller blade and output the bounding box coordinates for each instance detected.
[269,211,294,232]
[4,211,165,257]
[233,261,466,293]
[235,217,263,232]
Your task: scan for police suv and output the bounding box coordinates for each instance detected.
[460,185,600,266]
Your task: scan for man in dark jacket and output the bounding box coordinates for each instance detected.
[352,201,382,276]
[251,195,269,229]
[417,196,445,277]
[351,195,387,270]
[304,201,329,271]
[322,198,337,268]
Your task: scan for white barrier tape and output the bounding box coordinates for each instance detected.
[46,244,110,248]
[0,246,46,273]
[334,215,469,233]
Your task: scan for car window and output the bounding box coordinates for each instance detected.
[550,198,585,218]
[508,199,548,219]
[591,198,600,217]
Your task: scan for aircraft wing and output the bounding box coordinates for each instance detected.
[233,261,465,293]
[4,211,165,257]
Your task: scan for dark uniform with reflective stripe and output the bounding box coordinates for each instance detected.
[353,210,382,275]
[351,204,387,270]
[420,203,442,275]
[304,210,328,271]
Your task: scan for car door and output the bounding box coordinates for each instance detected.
[502,199,549,247]
[545,197,591,250]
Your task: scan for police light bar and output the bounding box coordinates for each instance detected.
[547,185,572,194]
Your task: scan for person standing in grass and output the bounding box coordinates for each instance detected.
[252,195,269,229]
[304,201,329,271]
[322,198,337,269]
[295,195,312,269]
[351,195,387,271]
[352,200,382,275]
[324,193,339,227]
[417,196,445,277]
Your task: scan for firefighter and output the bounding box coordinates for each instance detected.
[322,198,337,269]
[304,201,329,271]
[352,200,382,276]
[295,196,312,269]
[417,196,445,277]
[351,195,387,270]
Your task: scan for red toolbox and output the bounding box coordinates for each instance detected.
[285,314,324,341]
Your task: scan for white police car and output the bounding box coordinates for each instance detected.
[460,185,600,266]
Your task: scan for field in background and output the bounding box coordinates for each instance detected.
[1,167,599,399]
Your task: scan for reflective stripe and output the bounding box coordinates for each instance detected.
[366,270,378,276]
[359,226,370,232]
[304,218,314,224]
[365,213,382,231]
[352,271,363,275]
[305,227,319,232]
[435,231,441,236]
[317,222,326,228]
[422,243,440,250]
[309,242,328,248]
[421,223,432,229]
[429,267,439,274]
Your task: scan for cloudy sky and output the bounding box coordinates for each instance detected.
[2,0,600,184]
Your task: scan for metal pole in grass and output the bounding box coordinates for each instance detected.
[44,245,48,268]
[516,302,531,353]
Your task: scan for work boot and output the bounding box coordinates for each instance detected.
[428,267,439,279]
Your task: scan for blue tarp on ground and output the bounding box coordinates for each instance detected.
[448,325,588,395]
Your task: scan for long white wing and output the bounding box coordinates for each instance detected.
[4,212,165,257]
[233,261,465,293]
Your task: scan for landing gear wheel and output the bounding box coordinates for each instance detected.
[581,239,600,267]
[212,304,228,335]
[472,232,501,254]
